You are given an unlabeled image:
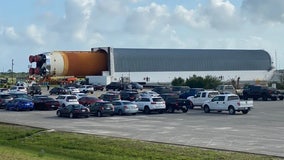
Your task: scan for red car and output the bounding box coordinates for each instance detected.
[78,96,102,106]
[32,96,60,110]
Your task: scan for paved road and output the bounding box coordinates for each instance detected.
[0,92,284,157]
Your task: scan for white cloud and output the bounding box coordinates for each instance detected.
[1,26,19,41]
[241,0,284,24]
[173,5,208,28]
[124,2,170,34]
[26,25,45,45]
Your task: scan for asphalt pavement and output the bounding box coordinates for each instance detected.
[0,89,284,158]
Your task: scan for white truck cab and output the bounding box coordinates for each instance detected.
[187,90,219,109]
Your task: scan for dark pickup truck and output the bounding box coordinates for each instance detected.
[242,85,284,101]
[160,93,190,113]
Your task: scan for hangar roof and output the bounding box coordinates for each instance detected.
[112,48,272,72]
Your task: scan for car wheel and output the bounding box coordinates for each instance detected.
[279,97,284,100]
[158,110,164,114]
[144,106,151,114]
[188,101,194,109]
[97,111,102,117]
[69,112,74,118]
[166,106,174,113]
[242,110,249,114]
[57,110,61,117]
[204,105,210,113]
[118,110,123,116]
[182,107,188,113]
[132,113,137,115]
[228,106,236,115]
[16,106,20,111]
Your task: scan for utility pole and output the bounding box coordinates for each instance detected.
[12,59,14,84]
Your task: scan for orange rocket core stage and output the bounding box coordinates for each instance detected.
[60,51,108,76]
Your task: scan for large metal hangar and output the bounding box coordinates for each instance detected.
[28,47,275,84]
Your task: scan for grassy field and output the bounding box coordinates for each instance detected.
[0,123,282,160]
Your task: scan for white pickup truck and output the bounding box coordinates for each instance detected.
[202,94,253,115]
[187,90,219,109]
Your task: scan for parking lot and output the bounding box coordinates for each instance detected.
[0,88,284,157]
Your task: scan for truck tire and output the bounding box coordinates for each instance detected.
[204,105,210,113]
[228,106,235,115]
[188,101,194,109]
[166,106,174,113]
[242,110,249,114]
[182,107,188,113]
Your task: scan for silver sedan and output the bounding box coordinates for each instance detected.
[112,100,139,115]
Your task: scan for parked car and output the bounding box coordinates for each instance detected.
[112,100,139,115]
[56,104,90,118]
[242,85,284,101]
[78,96,102,106]
[9,92,32,100]
[78,85,94,94]
[32,96,60,110]
[72,92,88,99]
[134,96,166,114]
[160,93,190,113]
[120,90,140,101]
[140,91,160,97]
[0,88,9,93]
[187,90,220,109]
[27,84,42,96]
[171,86,190,94]
[9,86,27,93]
[152,86,172,94]
[64,86,80,94]
[99,92,121,102]
[49,87,68,95]
[106,82,129,91]
[130,82,143,90]
[216,85,236,94]
[0,93,13,108]
[55,95,79,107]
[202,94,253,115]
[88,101,114,117]
[179,88,205,99]
[5,98,34,111]
[93,84,105,91]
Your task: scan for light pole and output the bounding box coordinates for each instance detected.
[11,59,14,84]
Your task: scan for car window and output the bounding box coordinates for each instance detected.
[140,98,149,102]
[201,92,206,98]
[228,96,239,101]
[153,98,164,102]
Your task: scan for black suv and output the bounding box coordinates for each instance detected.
[120,90,140,101]
[99,92,121,102]
[106,82,130,91]
[243,85,284,101]
[27,84,42,96]
[160,93,190,113]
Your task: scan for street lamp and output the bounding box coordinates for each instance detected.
[11,59,14,84]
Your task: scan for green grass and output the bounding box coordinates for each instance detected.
[0,123,282,160]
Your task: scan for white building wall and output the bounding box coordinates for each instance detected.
[112,70,275,84]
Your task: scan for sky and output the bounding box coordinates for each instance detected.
[0,0,284,72]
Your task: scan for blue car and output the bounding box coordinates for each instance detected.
[6,98,34,111]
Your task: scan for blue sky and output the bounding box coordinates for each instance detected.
[1,0,284,72]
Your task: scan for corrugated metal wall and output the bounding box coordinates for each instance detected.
[112,49,272,72]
